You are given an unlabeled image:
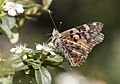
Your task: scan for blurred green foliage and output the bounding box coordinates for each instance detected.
[0,0,53,84]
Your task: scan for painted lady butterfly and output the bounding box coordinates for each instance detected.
[51,22,104,67]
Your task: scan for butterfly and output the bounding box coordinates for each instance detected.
[50,22,104,67]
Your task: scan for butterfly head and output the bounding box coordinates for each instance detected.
[52,28,61,38]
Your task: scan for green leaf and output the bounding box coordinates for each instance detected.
[9,32,19,44]
[15,62,27,71]
[42,0,52,9]
[10,54,21,63]
[0,78,12,84]
[0,8,4,12]
[46,54,63,62]
[0,15,19,44]
[0,15,13,38]
[55,66,66,73]
[29,61,39,69]
[0,12,6,17]
[0,15,16,30]
[0,0,4,8]
[0,60,13,77]
[35,66,52,84]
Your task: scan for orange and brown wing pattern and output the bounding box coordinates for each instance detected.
[61,22,104,52]
[52,22,104,67]
[61,38,88,67]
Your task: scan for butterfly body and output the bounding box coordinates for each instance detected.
[51,22,104,67]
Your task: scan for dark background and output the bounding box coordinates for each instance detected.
[0,0,120,84]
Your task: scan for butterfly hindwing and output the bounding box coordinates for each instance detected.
[61,38,88,66]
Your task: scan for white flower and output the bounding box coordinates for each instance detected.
[16,4,24,13]
[10,48,16,52]
[36,44,56,55]
[43,47,56,55]
[3,2,14,10]
[10,47,22,54]
[8,9,16,16]
[15,47,23,54]
[10,44,32,54]
[3,1,24,16]
[36,44,44,50]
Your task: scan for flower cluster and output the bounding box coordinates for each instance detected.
[10,43,62,69]
[10,43,63,77]
[10,44,32,54]
[36,44,56,55]
[3,1,24,16]
[10,43,56,56]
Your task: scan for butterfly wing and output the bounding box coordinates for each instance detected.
[53,22,104,67]
[61,22,104,52]
[60,38,88,67]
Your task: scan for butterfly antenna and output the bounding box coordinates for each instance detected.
[48,10,57,29]
[58,22,62,30]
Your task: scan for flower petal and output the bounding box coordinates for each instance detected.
[3,1,24,16]
[23,47,33,52]
[36,44,43,50]
[10,48,16,53]
[3,2,14,11]
[15,48,22,54]
[16,7,24,13]
[6,2,14,6]
[8,9,16,16]
[16,4,24,13]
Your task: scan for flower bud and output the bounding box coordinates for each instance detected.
[22,55,27,60]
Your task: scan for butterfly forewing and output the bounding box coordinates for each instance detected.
[52,22,104,67]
